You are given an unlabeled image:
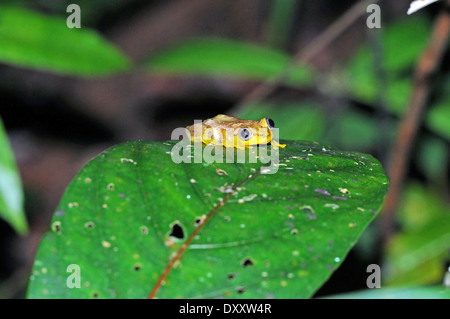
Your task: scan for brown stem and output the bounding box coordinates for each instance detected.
[148,173,256,299]
[381,1,450,245]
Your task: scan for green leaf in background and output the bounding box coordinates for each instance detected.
[346,16,430,113]
[384,183,450,286]
[427,99,450,140]
[0,6,131,76]
[323,285,450,299]
[27,140,388,298]
[417,137,449,184]
[266,0,297,49]
[146,38,313,87]
[326,110,380,152]
[381,17,430,72]
[346,15,450,141]
[236,101,325,141]
[425,74,450,140]
[0,117,27,234]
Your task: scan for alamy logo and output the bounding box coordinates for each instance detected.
[66,4,81,28]
[366,264,381,288]
[66,264,81,288]
[367,4,381,29]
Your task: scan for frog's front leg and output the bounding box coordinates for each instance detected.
[201,127,224,146]
[233,140,247,150]
[271,140,286,149]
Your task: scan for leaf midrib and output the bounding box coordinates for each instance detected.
[147,147,310,298]
[147,166,261,298]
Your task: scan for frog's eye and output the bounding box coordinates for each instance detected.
[266,118,275,130]
[239,127,253,141]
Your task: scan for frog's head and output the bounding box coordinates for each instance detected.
[237,118,276,146]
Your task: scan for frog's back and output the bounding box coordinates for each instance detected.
[204,114,257,130]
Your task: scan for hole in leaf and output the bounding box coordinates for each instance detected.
[169,222,184,240]
[194,215,206,227]
[51,221,62,234]
[227,273,236,280]
[92,292,99,298]
[133,264,142,271]
[242,258,254,267]
[237,287,246,294]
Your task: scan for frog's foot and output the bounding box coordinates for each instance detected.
[271,140,286,149]
[234,143,246,150]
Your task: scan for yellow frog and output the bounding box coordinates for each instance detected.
[186,114,286,149]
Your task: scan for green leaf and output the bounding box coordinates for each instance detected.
[323,285,450,299]
[327,110,381,152]
[382,17,430,72]
[384,183,450,286]
[0,117,27,234]
[426,99,450,140]
[27,140,388,298]
[146,38,313,87]
[0,6,131,75]
[266,0,297,49]
[345,15,450,142]
[417,137,449,183]
[346,16,430,114]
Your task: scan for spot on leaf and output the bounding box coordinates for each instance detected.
[133,264,142,271]
[51,221,62,234]
[140,226,149,235]
[236,287,246,294]
[84,221,95,229]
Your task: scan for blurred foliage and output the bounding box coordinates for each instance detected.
[266,0,297,49]
[346,15,450,141]
[325,110,383,152]
[146,37,313,87]
[417,136,449,184]
[427,97,450,140]
[384,183,449,286]
[0,6,130,75]
[346,16,429,113]
[0,117,27,234]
